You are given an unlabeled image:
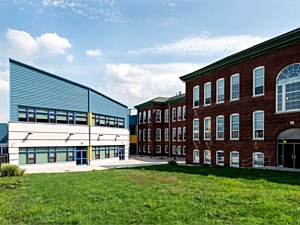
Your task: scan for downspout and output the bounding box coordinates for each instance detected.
[88,89,92,165]
[168,103,171,157]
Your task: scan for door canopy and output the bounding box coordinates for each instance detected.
[278,128,300,139]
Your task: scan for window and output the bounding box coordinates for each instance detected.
[165,128,169,141]
[148,129,151,141]
[172,108,176,121]
[148,145,151,153]
[143,111,146,123]
[253,66,264,96]
[156,128,161,141]
[165,145,169,154]
[216,78,225,103]
[156,110,161,122]
[216,115,224,140]
[36,108,49,123]
[138,129,141,141]
[276,63,300,112]
[193,86,200,108]
[143,129,146,141]
[204,150,211,164]
[230,74,240,101]
[230,151,239,167]
[165,109,169,122]
[253,152,264,167]
[177,107,182,121]
[216,150,224,166]
[193,149,200,163]
[230,114,239,140]
[178,127,182,141]
[148,110,151,123]
[138,112,142,124]
[143,145,147,153]
[172,146,177,155]
[253,111,264,140]
[156,145,161,153]
[204,117,211,140]
[172,128,177,141]
[204,82,211,106]
[177,146,181,155]
[183,106,186,120]
[139,145,142,153]
[183,146,186,155]
[183,127,186,141]
[193,119,199,140]
[57,111,67,124]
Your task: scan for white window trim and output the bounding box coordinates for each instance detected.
[216,78,225,104]
[164,109,169,123]
[143,111,146,124]
[148,128,151,141]
[138,112,142,124]
[216,115,224,140]
[156,110,161,123]
[177,146,181,155]
[177,107,182,121]
[230,151,239,167]
[204,117,211,140]
[165,145,169,153]
[204,150,211,165]
[183,146,186,155]
[172,146,177,154]
[183,106,186,121]
[165,128,169,141]
[183,127,186,141]
[253,66,265,97]
[138,129,141,141]
[156,145,161,153]
[143,129,146,141]
[172,128,176,141]
[193,86,200,108]
[148,110,151,123]
[193,118,199,140]
[230,113,239,140]
[216,150,224,166]
[253,152,264,168]
[143,145,146,153]
[156,128,161,141]
[204,82,211,106]
[253,110,264,140]
[148,145,151,153]
[178,127,182,141]
[193,149,200,163]
[230,74,240,101]
[172,108,176,122]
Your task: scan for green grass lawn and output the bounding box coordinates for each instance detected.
[1,165,300,224]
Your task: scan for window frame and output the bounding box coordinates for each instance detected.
[148,110,151,123]
[193,86,200,108]
[155,110,161,123]
[172,128,177,141]
[183,106,186,120]
[253,66,265,97]
[230,151,239,167]
[143,111,146,124]
[164,109,169,123]
[216,115,224,140]
[172,108,176,122]
[193,119,199,140]
[193,149,200,163]
[177,107,182,121]
[178,127,182,141]
[253,152,264,168]
[143,129,146,141]
[183,127,186,141]
[253,110,264,140]
[216,150,224,166]
[148,128,151,141]
[216,78,225,104]
[165,128,169,141]
[204,150,211,165]
[204,82,211,106]
[230,74,240,101]
[204,117,211,140]
[156,128,161,141]
[230,113,239,140]
[156,145,161,153]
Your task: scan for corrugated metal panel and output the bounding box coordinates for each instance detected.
[0,123,8,143]
[90,90,129,128]
[10,61,89,121]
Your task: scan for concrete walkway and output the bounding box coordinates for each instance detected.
[21,156,186,174]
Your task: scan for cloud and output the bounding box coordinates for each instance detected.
[5,28,72,59]
[86,49,102,58]
[0,78,9,91]
[103,63,203,107]
[129,33,269,57]
[0,70,9,81]
[66,54,75,63]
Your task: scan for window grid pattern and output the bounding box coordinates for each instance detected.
[217,79,225,103]
[204,150,211,164]
[254,67,264,96]
[193,86,200,108]
[253,111,264,139]
[193,119,199,140]
[216,115,224,140]
[230,114,239,140]
[204,82,211,106]
[204,117,211,140]
[231,74,240,100]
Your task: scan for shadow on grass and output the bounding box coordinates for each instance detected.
[124,164,300,186]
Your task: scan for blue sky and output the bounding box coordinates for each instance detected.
[0,0,299,122]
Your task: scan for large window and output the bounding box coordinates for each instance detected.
[156,110,161,123]
[148,129,151,141]
[204,150,211,164]
[230,113,239,140]
[193,149,200,163]
[172,108,176,121]
[216,78,225,103]
[230,151,239,167]
[143,111,146,123]
[253,111,264,140]
[138,129,141,141]
[204,117,211,140]
[193,86,200,108]
[204,82,211,106]
[92,113,124,128]
[165,109,169,122]
[177,146,181,155]
[148,110,151,123]
[172,128,177,141]
[183,127,186,141]
[216,150,224,166]
[165,128,169,141]
[156,145,161,153]
[230,74,240,101]
[177,107,182,121]
[178,127,182,141]
[276,63,300,112]
[143,129,146,141]
[148,145,151,153]
[193,119,199,140]
[253,152,264,167]
[138,112,142,124]
[156,128,161,141]
[253,66,264,96]
[216,115,224,140]
[183,146,186,155]
[165,145,169,154]
[183,106,186,120]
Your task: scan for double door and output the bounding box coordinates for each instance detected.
[278,142,300,168]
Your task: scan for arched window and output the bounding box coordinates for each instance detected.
[276,63,300,112]
[216,150,224,166]
[193,149,200,163]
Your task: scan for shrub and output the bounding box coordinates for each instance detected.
[168,160,178,165]
[0,164,25,177]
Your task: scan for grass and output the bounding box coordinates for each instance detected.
[0,165,300,224]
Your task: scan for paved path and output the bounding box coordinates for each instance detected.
[21,156,186,174]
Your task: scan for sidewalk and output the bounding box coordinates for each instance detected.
[21,156,186,174]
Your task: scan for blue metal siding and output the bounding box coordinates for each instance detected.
[130,115,137,125]
[10,61,89,121]
[90,90,129,128]
[0,123,8,143]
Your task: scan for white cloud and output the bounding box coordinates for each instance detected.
[103,63,203,107]
[66,54,75,63]
[5,28,72,59]
[0,70,9,81]
[0,78,9,91]
[86,49,102,58]
[129,33,269,57]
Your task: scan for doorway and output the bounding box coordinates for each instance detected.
[76,148,88,165]
[118,147,125,161]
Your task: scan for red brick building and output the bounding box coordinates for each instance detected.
[135,94,186,157]
[180,28,300,169]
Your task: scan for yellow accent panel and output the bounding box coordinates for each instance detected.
[130,135,137,144]
[88,146,92,161]
[88,112,93,126]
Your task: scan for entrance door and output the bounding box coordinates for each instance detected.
[118,147,125,161]
[295,144,300,168]
[284,144,294,168]
[76,150,88,165]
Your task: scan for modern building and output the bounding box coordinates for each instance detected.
[180,28,300,169]
[7,59,129,167]
[135,93,186,157]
